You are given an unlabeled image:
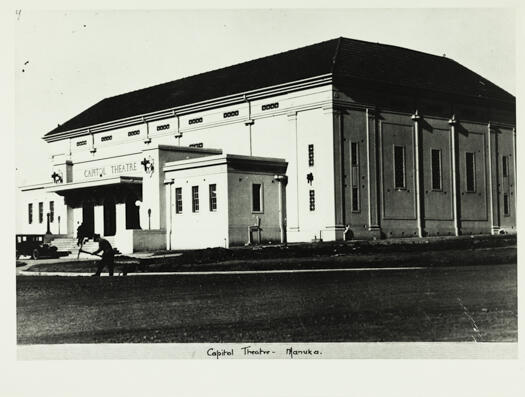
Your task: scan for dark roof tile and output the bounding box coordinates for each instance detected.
[45,37,514,137]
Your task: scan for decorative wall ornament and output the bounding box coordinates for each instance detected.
[141,156,155,176]
[51,170,63,184]
[306,172,314,185]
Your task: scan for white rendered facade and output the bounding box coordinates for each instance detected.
[17,38,516,253]
[17,79,339,251]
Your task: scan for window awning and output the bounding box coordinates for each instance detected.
[46,176,142,195]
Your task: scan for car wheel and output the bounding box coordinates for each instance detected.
[31,248,40,260]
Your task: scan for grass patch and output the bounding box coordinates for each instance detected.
[26,235,516,274]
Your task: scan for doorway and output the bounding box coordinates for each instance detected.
[104,198,116,236]
[82,202,95,238]
[125,195,141,229]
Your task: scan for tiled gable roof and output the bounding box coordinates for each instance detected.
[44,37,514,137]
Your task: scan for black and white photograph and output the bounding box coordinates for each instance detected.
[3,2,523,396]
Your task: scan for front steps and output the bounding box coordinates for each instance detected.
[50,236,118,259]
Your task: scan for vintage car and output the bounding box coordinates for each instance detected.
[16,234,59,260]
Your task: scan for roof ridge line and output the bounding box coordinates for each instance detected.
[104,37,341,102]
[339,36,452,61]
[330,37,343,74]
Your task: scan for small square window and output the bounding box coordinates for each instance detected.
[157,124,170,131]
[309,190,315,211]
[261,102,279,111]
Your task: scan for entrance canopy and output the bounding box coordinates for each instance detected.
[46,176,143,237]
[46,176,142,195]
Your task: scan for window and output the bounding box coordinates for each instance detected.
[252,183,263,212]
[192,186,199,212]
[49,201,54,222]
[465,152,476,192]
[431,149,442,191]
[76,140,87,146]
[309,190,315,211]
[223,110,239,118]
[188,117,203,125]
[351,142,359,166]
[128,129,140,137]
[209,184,217,211]
[28,203,33,224]
[308,144,314,166]
[101,135,112,142]
[189,143,204,148]
[175,188,183,214]
[351,142,360,211]
[38,202,44,223]
[157,124,170,131]
[261,102,279,111]
[352,187,359,212]
[394,145,406,189]
[502,156,509,178]
[503,193,510,216]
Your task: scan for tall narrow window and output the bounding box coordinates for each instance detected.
[502,156,509,178]
[308,144,314,166]
[191,186,199,213]
[394,145,406,189]
[49,201,55,222]
[28,203,33,224]
[209,184,217,211]
[309,190,315,211]
[38,202,44,223]
[252,183,263,212]
[503,193,510,216]
[351,142,359,166]
[431,149,442,191]
[351,142,360,211]
[175,188,183,214]
[352,187,359,212]
[465,152,476,192]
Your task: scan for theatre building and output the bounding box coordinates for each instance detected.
[16,37,516,253]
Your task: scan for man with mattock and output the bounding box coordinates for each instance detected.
[87,234,117,277]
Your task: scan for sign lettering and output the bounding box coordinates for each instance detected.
[81,161,139,180]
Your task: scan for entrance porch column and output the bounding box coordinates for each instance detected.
[73,207,83,235]
[66,206,74,236]
[116,202,127,234]
[94,205,104,236]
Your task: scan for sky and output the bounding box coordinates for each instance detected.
[14,8,516,186]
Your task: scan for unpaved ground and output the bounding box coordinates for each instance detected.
[17,263,516,344]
